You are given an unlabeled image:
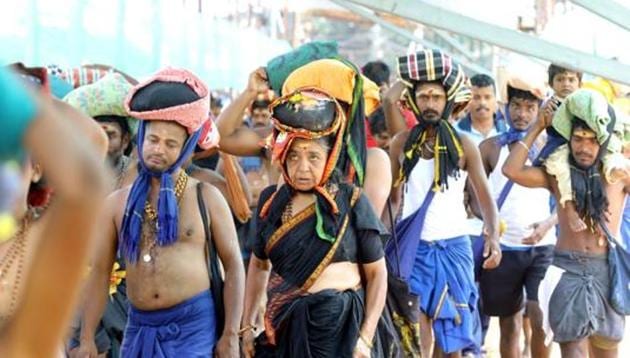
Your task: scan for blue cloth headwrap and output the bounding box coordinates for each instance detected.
[497,104,540,161]
[120,120,201,263]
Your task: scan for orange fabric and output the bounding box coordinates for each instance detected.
[282,59,380,116]
[220,153,252,223]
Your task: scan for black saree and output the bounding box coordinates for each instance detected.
[253,184,399,358]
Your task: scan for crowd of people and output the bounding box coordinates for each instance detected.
[0,40,629,358]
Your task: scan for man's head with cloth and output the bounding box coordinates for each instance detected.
[395,49,472,190]
[118,68,216,263]
[259,87,348,242]
[497,73,546,155]
[551,89,619,227]
[63,73,137,167]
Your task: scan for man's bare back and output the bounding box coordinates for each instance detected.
[109,177,212,310]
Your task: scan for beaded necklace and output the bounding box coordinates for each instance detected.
[0,211,34,323]
[141,172,188,263]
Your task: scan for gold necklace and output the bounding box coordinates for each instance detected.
[281,198,293,224]
[141,172,188,263]
[0,212,32,323]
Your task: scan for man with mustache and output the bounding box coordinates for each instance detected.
[387,49,501,357]
[63,73,138,191]
[248,91,273,129]
[476,77,557,358]
[503,89,627,358]
[75,68,245,358]
[457,74,508,146]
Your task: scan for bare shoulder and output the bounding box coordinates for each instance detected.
[478,136,498,156]
[367,147,390,166]
[108,186,132,215]
[189,166,226,187]
[193,178,228,206]
[478,135,502,171]
[459,133,480,154]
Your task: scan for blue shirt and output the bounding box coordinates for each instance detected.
[0,68,38,161]
[456,111,508,146]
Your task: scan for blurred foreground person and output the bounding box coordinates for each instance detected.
[0,68,107,357]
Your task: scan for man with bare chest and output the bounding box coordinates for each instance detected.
[503,91,627,358]
[76,68,245,358]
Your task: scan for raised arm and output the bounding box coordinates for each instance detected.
[216,68,270,157]
[203,184,246,358]
[461,135,501,269]
[382,81,410,137]
[53,99,108,160]
[502,101,557,189]
[4,95,107,357]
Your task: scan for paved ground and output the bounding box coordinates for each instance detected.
[483,318,628,357]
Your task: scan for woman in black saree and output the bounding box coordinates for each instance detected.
[241,87,394,358]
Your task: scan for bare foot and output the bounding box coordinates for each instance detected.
[566,201,587,232]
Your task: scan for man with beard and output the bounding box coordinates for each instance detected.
[386,49,501,357]
[75,68,245,357]
[63,73,137,190]
[503,89,627,358]
[457,74,507,146]
[476,77,556,358]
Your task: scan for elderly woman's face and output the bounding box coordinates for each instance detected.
[285,138,329,191]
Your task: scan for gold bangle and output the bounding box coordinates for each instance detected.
[359,333,374,349]
[516,140,529,151]
[238,325,255,336]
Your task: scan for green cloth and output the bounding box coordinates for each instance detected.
[266,41,338,96]
[63,72,138,135]
[552,89,626,152]
[0,68,38,161]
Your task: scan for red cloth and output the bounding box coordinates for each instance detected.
[365,118,378,148]
[365,106,416,149]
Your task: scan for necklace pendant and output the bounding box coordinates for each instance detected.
[143,253,152,263]
[598,237,605,247]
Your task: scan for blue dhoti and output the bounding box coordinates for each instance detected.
[121,290,217,358]
[408,236,480,354]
